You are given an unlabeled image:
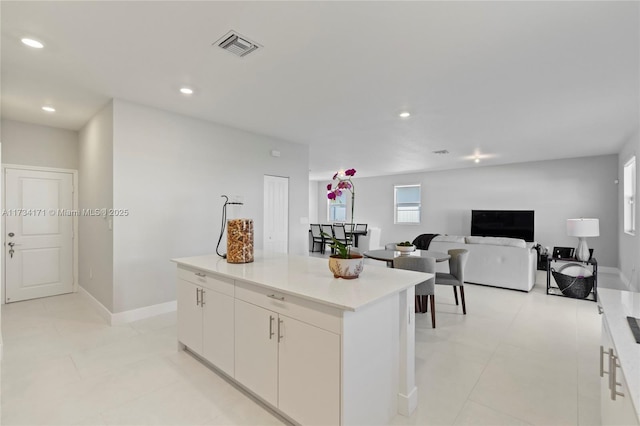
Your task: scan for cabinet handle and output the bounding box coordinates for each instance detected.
[278,318,284,342]
[196,288,201,307]
[195,272,206,277]
[200,289,205,306]
[267,294,285,301]
[610,353,625,400]
[600,345,611,378]
[269,315,275,340]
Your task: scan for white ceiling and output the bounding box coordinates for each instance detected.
[2,1,638,180]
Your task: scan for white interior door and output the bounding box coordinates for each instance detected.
[263,175,289,253]
[5,168,74,303]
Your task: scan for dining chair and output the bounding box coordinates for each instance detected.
[332,223,352,247]
[310,224,324,254]
[384,243,397,250]
[355,223,368,232]
[321,224,334,253]
[393,256,436,328]
[435,249,469,314]
[345,223,355,233]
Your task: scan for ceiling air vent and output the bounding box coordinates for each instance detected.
[215,30,261,58]
[432,149,449,155]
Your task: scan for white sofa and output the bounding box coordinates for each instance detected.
[429,235,537,292]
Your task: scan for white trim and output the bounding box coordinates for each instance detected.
[599,266,621,275]
[2,164,79,303]
[111,300,177,325]
[78,286,176,326]
[78,286,112,325]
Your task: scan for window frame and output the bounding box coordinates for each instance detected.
[327,191,347,223]
[394,184,422,225]
[624,156,636,236]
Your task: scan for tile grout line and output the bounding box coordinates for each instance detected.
[452,286,530,424]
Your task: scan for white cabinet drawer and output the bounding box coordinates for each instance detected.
[235,280,342,334]
[178,266,234,297]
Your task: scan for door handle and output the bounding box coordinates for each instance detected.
[278,318,284,342]
[7,242,21,247]
[269,315,275,339]
[600,345,611,378]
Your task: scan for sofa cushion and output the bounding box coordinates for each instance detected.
[465,236,527,248]
[432,235,466,244]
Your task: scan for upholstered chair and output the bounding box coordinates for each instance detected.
[384,243,397,250]
[393,256,436,328]
[435,249,469,314]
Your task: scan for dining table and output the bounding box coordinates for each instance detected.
[364,249,450,267]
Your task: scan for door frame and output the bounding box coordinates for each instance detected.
[2,164,79,304]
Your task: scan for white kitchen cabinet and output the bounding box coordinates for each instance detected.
[234,297,340,426]
[234,298,278,406]
[177,278,203,354]
[177,267,235,377]
[600,316,639,426]
[278,313,340,426]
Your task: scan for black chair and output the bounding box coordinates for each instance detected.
[321,224,334,253]
[355,223,368,232]
[332,223,353,247]
[310,224,324,253]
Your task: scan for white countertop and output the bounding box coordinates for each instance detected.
[599,288,640,418]
[172,251,431,312]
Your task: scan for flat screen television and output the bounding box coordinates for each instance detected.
[471,210,535,242]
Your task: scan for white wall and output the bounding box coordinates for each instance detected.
[112,100,309,313]
[618,133,639,291]
[78,102,114,311]
[1,119,78,169]
[317,155,619,267]
[309,180,318,224]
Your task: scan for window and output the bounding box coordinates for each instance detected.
[624,156,636,235]
[394,184,421,224]
[328,192,347,222]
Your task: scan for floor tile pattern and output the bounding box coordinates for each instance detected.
[1,269,606,425]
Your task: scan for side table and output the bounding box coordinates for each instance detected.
[546,256,598,302]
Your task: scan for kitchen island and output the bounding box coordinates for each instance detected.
[172,251,431,425]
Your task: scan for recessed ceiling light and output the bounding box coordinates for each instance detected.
[399,112,411,118]
[21,38,44,49]
[42,106,55,112]
[474,157,480,163]
[180,87,194,95]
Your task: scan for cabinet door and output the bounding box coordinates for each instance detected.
[202,289,235,377]
[177,279,203,354]
[234,299,278,406]
[601,318,640,425]
[278,315,340,426]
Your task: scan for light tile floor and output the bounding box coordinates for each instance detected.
[1,269,608,425]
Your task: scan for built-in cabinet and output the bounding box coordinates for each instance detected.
[600,315,639,425]
[177,266,341,425]
[234,298,340,425]
[176,268,234,376]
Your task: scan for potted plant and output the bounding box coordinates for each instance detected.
[325,168,363,279]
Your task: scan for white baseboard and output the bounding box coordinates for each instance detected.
[599,266,620,275]
[111,300,177,325]
[78,286,176,326]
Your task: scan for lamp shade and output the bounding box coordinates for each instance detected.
[566,218,600,237]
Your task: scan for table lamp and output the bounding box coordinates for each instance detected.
[566,218,599,261]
